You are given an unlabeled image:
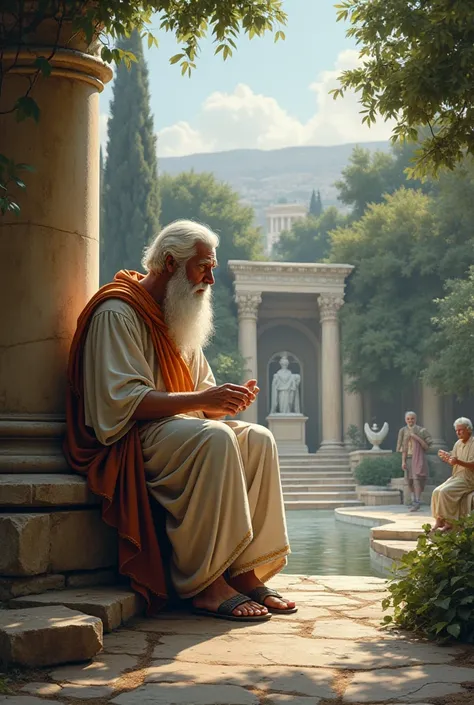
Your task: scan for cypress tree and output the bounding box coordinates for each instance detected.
[309,189,323,217]
[101,31,160,284]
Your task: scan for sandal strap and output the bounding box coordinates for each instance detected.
[247,586,282,604]
[217,593,251,615]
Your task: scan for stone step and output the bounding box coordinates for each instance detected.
[281,477,356,488]
[285,499,364,510]
[280,463,350,469]
[280,472,353,480]
[372,524,425,541]
[9,586,143,633]
[281,482,356,491]
[283,491,359,501]
[370,538,417,562]
[0,605,102,667]
[0,473,98,507]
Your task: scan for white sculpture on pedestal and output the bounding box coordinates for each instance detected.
[270,355,301,414]
[364,421,389,451]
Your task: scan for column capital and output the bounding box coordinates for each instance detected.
[318,294,344,323]
[235,291,262,320]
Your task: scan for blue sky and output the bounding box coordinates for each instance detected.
[100,0,393,156]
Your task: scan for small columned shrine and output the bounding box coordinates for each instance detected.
[228,261,363,454]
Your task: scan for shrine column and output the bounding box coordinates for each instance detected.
[0,32,112,471]
[421,383,447,450]
[235,292,262,423]
[343,375,364,448]
[318,294,344,452]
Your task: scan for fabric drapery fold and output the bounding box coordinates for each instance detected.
[63,270,194,613]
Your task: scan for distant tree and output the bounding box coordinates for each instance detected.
[333,0,474,176]
[308,189,323,217]
[335,143,426,220]
[101,31,160,283]
[276,207,342,263]
[424,269,474,399]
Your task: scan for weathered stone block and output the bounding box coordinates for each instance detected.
[0,605,102,667]
[10,586,140,632]
[0,514,50,576]
[0,574,65,601]
[0,473,98,507]
[49,510,117,572]
[66,569,117,589]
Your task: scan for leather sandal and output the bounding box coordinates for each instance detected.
[192,592,272,622]
[247,586,298,614]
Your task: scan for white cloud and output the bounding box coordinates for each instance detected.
[157,50,395,157]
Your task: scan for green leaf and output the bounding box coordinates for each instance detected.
[170,53,184,65]
[447,623,461,639]
[15,96,40,123]
[34,56,52,77]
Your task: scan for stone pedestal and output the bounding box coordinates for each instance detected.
[0,22,112,594]
[267,414,308,455]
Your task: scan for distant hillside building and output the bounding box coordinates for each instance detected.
[265,203,307,254]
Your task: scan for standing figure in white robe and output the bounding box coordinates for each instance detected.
[83,219,296,621]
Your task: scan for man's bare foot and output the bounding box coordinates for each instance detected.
[229,570,296,612]
[192,576,269,618]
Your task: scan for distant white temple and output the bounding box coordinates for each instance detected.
[265,203,307,254]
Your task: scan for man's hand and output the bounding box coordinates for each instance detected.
[402,462,407,472]
[438,449,454,465]
[199,383,255,417]
[242,379,260,410]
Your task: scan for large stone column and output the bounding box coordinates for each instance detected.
[421,383,447,450]
[343,375,364,449]
[318,294,344,453]
[0,36,112,472]
[235,292,262,423]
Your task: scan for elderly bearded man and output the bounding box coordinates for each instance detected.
[64,220,296,622]
[431,417,474,532]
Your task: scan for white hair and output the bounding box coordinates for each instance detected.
[454,417,473,431]
[142,219,219,274]
[405,411,417,420]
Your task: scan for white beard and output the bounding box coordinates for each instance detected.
[163,266,214,361]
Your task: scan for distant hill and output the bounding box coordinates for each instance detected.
[158,142,390,225]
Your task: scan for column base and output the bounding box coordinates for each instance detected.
[317,440,346,455]
[429,438,449,452]
[0,414,68,473]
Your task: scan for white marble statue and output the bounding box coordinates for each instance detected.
[364,421,389,451]
[270,356,301,414]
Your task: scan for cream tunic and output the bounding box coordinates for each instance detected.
[431,436,474,522]
[83,299,290,598]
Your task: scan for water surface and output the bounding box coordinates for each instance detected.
[284,510,378,576]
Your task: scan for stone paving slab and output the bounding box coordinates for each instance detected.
[144,661,335,698]
[3,573,474,704]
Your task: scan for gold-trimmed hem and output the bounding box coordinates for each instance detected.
[228,543,291,579]
[178,528,253,600]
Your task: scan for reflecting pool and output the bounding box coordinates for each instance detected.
[284,510,379,576]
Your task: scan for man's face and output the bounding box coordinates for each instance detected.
[185,243,217,293]
[455,424,471,442]
[406,414,416,427]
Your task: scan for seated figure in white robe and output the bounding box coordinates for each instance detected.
[83,219,296,621]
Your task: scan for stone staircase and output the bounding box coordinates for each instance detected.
[279,452,364,510]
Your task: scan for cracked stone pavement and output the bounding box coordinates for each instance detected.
[1,574,474,705]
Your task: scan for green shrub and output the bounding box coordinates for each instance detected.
[353,454,403,486]
[383,515,474,642]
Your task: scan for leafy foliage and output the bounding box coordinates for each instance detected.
[1,0,286,214]
[100,31,160,283]
[275,208,342,263]
[353,454,403,486]
[333,0,474,177]
[335,143,427,220]
[424,268,474,399]
[383,515,474,642]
